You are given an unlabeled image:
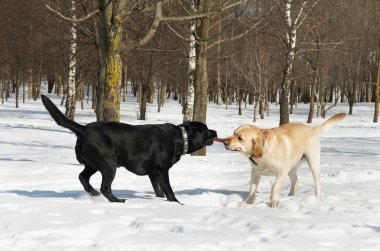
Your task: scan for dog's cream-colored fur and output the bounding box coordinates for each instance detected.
[222,113,346,207]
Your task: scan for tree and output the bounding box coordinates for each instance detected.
[191,0,266,155]
[65,0,77,120]
[274,0,319,125]
[374,54,380,122]
[183,2,196,123]
[192,0,212,155]
[46,0,164,122]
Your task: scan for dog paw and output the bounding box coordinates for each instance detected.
[109,198,126,203]
[89,190,101,196]
[270,199,279,208]
[243,197,255,205]
[168,199,183,205]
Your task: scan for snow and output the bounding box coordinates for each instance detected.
[1,90,380,251]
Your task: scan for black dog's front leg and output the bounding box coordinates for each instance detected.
[149,173,165,198]
[159,171,182,205]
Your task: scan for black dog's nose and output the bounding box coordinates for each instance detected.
[208,130,217,138]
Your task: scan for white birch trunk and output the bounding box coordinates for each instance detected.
[280,0,298,125]
[28,69,33,100]
[183,3,196,122]
[65,0,77,120]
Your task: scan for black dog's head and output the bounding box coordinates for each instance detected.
[180,121,217,154]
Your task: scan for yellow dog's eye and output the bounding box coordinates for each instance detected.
[238,136,243,141]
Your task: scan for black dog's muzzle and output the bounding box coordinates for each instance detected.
[206,130,217,146]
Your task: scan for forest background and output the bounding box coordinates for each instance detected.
[0,0,379,155]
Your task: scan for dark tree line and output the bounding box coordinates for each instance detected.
[1,0,379,154]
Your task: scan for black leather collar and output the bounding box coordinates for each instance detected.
[179,126,188,155]
[249,156,258,165]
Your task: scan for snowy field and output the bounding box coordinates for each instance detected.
[1,89,380,251]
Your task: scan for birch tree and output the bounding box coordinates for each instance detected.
[304,0,338,123]
[374,55,380,122]
[46,0,164,122]
[183,1,196,123]
[277,0,319,125]
[191,0,264,155]
[65,0,77,120]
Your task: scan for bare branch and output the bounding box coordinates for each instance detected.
[161,0,247,22]
[207,4,274,50]
[164,21,196,44]
[44,4,99,23]
[119,1,163,52]
[295,0,320,30]
[294,0,308,26]
[207,22,258,50]
[135,48,184,52]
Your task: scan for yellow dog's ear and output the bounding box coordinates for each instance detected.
[251,130,266,158]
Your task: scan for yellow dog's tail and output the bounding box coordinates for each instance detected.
[313,113,346,135]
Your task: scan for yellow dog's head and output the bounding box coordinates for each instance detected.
[215,125,265,159]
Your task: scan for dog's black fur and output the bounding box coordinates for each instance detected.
[41,95,217,203]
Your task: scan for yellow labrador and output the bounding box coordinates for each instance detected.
[217,113,346,207]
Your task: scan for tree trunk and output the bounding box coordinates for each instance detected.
[280,1,297,125]
[192,0,211,156]
[307,57,320,123]
[328,84,334,103]
[15,68,20,108]
[253,101,259,123]
[289,79,295,115]
[373,57,380,122]
[317,85,322,117]
[238,91,242,115]
[65,0,77,120]
[148,82,155,104]
[5,78,10,100]
[56,74,62,96]
[225,64,229,109]
[98,0,125,122]
[349,101,354,115]
[28,69,33,100]
[103,50,122,122]
[139,84,147,120]
[1,81,4,105]
[259,98,264,119]
[214,13,223,105]
[157,80,161,113]
[96,60,105,121]
[183,16,196,122]
[47,74,55,93]
[122,65,127,102]
[280,66,291,125]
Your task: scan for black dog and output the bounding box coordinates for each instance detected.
[41,95,217,203]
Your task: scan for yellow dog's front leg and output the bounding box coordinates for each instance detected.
[270,172,287,208]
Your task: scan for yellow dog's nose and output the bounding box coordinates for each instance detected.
[213,137,231,146]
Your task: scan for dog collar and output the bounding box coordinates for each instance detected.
[179,126,188,155]
[249,156,258,165]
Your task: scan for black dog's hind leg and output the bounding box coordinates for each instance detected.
[149,172,165,198]
[79,165,100,196]
[159,171,182,204]
[100,167,126,203]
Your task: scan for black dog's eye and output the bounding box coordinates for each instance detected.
[237,135,243,141]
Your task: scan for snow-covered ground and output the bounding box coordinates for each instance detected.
[1,89,380,251]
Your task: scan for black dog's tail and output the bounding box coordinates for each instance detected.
[41,94,84,136]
